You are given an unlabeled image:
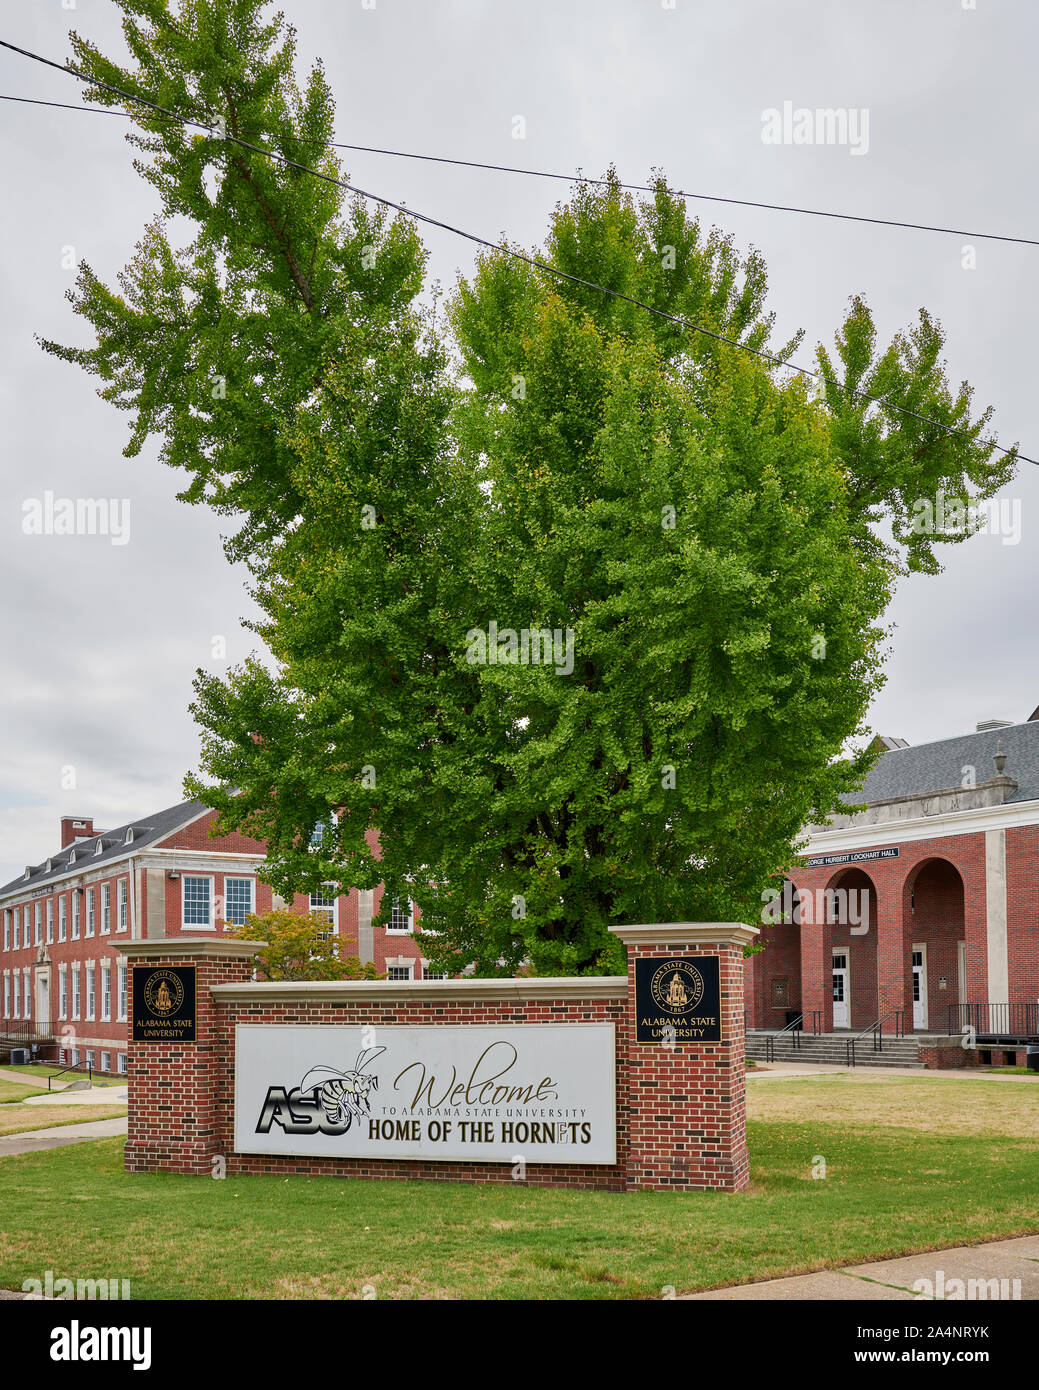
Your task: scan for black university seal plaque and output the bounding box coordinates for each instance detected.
[634,955,722,1044]
[131,965,197,1043]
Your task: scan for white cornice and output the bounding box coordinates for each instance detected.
[609,923,759,947]
[802,797,1039,856]
[212,977,629,1003]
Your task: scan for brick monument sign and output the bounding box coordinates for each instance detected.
[122,922,757,1193]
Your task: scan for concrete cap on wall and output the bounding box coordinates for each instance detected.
[120,937,268,959]
[608,923,759,947]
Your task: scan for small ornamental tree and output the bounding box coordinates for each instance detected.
[227,908,379,983]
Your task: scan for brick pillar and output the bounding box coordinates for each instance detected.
[121,938,262,1176]
[609,923,758,1193]
[800,912,832,1033]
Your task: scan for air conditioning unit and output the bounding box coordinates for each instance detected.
[10,1048,30,1065]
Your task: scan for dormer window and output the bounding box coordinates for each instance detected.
[46,858,53,872]
[94,839,104,855]
[23,866,31,880]
[124,827,134,845]
[69,849,77,865]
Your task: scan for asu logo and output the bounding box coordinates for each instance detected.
[142,968,184,1017]
[649,960,704,1015]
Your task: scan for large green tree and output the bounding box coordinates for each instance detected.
[46,1,1016,975]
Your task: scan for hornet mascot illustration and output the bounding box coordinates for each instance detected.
[298,1046,386,1131]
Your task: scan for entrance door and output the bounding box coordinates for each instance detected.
[832,953,849,1029]
[36,974,50,1033]
[912,946,927,1029]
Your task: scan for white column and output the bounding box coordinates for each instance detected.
[984,828,1009,1004]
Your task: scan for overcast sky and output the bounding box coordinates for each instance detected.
[2,0,1036,882]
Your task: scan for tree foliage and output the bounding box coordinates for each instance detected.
[45,1,1017,975]
[228,908,379,982]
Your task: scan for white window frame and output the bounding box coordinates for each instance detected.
[222,876,255,927]
[3,910,9,952]
[86,888,95,937]
[72,965,81,1021]
[72,892,80,939]
[182,875,215,931]
[34,902,41,946]
[11,911,18,951]
[86,964,96,1021]
[100,1050,111,1074]
[101,882,111,935]
[59,966,67,1020]
[101,962,111,1022]
[386,962,415,981]
[23,971,31,1017]
[117,964,127,1022]
[117,1052,127,1075]
[58,895,67,942]
[117,878,128,932]
[46,898,54,943]
[386,896,413,935]
[3,974,9,1018]
[309,884,339,937]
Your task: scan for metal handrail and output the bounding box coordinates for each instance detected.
[0,1017,56,1044]
[946,1002,1039,1039]
[46,1062,94,1091]
[846,1008,906,1067]
[764,1010,821,1061]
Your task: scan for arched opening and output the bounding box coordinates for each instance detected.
[752,880,803,1030]
[824,867,879,1031]
[903,858,966,1033]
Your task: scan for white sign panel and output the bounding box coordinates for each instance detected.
[234,1023,616,1164]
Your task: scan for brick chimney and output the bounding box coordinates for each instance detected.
[60,816,95,848]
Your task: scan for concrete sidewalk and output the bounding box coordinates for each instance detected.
[747,1061,1039,1082]
[0,1116,127,1158]
[683,1234,1039,1299]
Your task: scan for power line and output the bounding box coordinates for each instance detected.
[0,38,1029,466]
[3,87,1036,251]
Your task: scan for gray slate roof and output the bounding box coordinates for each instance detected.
[0,799,208,902]
[846,720,1039,807]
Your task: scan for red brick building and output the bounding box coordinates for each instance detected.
[0,802,435,1073]
[746,713,1039,1060]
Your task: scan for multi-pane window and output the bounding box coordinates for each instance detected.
[101,963,111,1021]
[309,885,337,938]
[72,966,81,1020]
[58,895,67,942]
[3,976,9,1017]
[59,968,68,1020]
[23,972,31,1016]
[117,1053,127,1075]
[309,820,327,848]
[101,883,111,934]
[183,876,212,928]
[424,971,449,981]
[46,899,54,943]
[101,1050,111,1073]
[85,1050,94,1070]
[387,897,412,933]
[223,877,254,926]
[11,911,18,950]
[3,910,9,951]
[86,888,95,936]
[386,964,413,981]
[34,902,41,945]
[117,965,127,1021]
[118,879,128,932]
[23,906,30,945]
[72,892,80,939]
[86,965,96,1020]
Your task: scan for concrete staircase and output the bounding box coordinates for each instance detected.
[746,1029,928,1069]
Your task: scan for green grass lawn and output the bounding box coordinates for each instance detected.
[1,1064,124,1087]
[0,1080,50,1104]
[0,1073,1036,1299]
